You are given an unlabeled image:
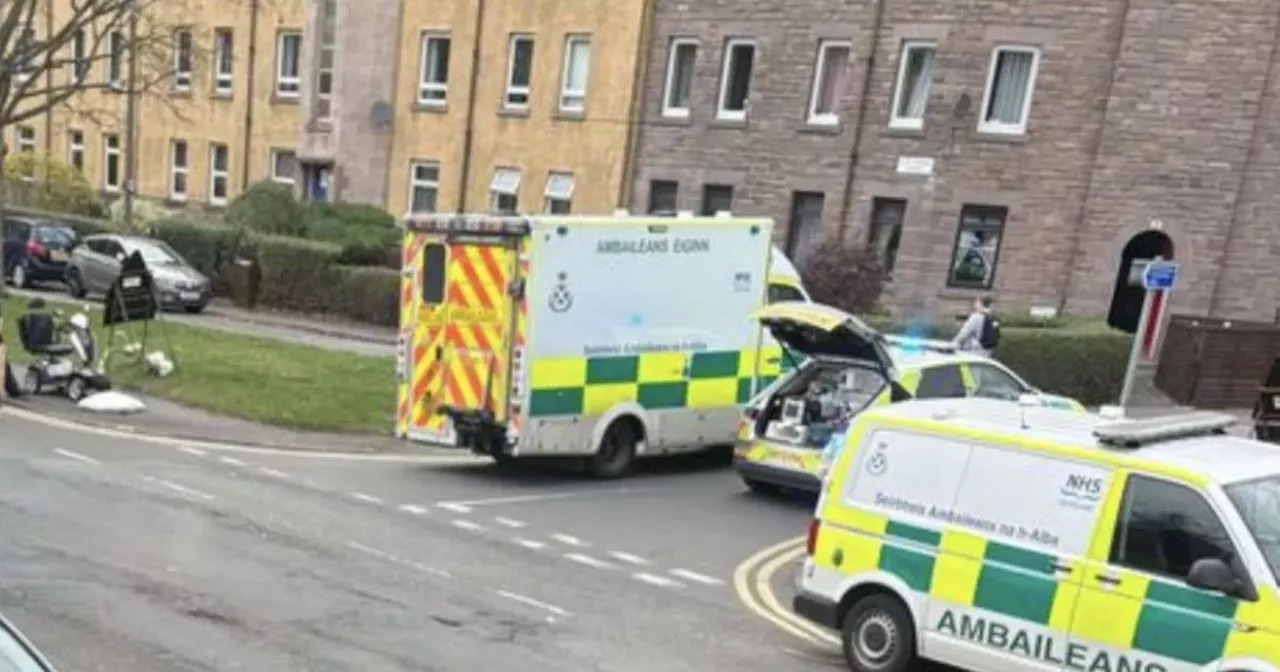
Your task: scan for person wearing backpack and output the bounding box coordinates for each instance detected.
[952,295,1000,356]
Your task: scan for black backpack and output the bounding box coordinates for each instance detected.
[979,314,1001,350]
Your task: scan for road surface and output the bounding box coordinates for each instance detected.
[0,412,823,671]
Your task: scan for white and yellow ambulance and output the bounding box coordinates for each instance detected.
[394,212,802,477]
[794,398,1280,672]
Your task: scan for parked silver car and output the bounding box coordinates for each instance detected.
[65,234,211,313]
[0,612,57,670]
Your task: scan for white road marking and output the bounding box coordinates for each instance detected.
[633,572,685,589]
[493,516,526,528]
[669,568,725,586]
[346,541,387,558]
[145,477,215,502]
[350,492,384,505]
[563,553,613,569]
[259,467,291,479]
[496,590,571,617]
[52,448,101,466]
[513,538,547,550]
[451,519,486,533]
[411,561,450,578]
[551,533,589,548]
[436,502,473,514]
[178,446,207,457]
[608,551,650,566]
[397,504,429,515]
[436,488,635,510]
[219,456,246,467]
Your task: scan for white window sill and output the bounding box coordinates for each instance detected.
[806,113,840,127]
[888,117,924,131]
[715,110,746,122]
[416,97,447,108]
[976,122,1027,136]
[661,107,690,119]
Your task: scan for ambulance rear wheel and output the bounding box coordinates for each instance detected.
[587,420,637,479]
[841,593,916,672]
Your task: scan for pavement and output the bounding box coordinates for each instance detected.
[0,409,823,671]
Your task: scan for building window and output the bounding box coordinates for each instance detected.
[107,30,125,88]
[716,39,755,121]
[948,204,1007,289]
[504,35,534,109]
[270,149,296,184]
[71,29,88,82]
[558,36,590,113]
[314,0,336,120]
[213,28,234,94]
[67,130,84,171]
[275,32,302,97]
[661,39,697,118]
[15,126,35,153]
[173,28,193,90]
[103,134,121,191]
[807,41,850,126]
[209,143,230,205]
[409,161,439,213]
[490,167,521,214]
[700,184,733,216]
[890,42,935,130]
[868,197,905,278]
[979,46,1039,135]
[15,28,35,81]
[785,191,824,260]
[418,34,450,106]
[544,172,574,214]
[647,180,678,214]
[169,140,188,200]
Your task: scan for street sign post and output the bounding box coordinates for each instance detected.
[1119,258,1179,408]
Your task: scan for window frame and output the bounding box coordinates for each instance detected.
[70,28,88,82]
[647,179,678,215]
[270,149,296,185]
[947,204,1007,290]
[172,28,194,91]
[977,45,1041,136]
[409,160,440,214]
[103,133,121,191]
[169,139,189,201]
[889,40,936,130]
[489,167,521,214]
[543,171,574,214]
[868,196,906,279]
[716,38,756,121]
[806,40,851,126]
[417,33,451,106]
[213,28,234,94]
[208,143,230,206]
[966,362,1030,401]
[558,34,591,113]
[67,130,84,171]
[503,34,535,110]
[914,364,967,399]
[106,30,125,89]
[661,38,698,118]
[15,126,35,153]
[15,28,35,81]
[275,31,302,97]
[313,0,336,121]
[700,183,734,216]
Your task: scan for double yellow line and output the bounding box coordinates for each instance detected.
[733,536,840,647]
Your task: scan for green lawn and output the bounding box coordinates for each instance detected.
[2,295,396,434]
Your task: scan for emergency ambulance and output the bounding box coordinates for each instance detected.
[394,212,790,477]
[793,398,1280,672]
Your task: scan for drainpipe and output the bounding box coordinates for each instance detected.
[1207,5,1280,316]
[240,0,259,191]
[616,0,655,210]
[122,4,138,227]
[833,0,886,242]
[1056,0,1130,315]
[42,3,51,160]
[456,0,487,212]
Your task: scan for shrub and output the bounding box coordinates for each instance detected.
[305,201,399,268]
[251,235,344,313]
[2,154,104,218]
[328,266,400,326]
[108,198,176,233]
[227,181,307,237]
[997,328,1132,407]
[797,232,885,314]
[149,218,240,279]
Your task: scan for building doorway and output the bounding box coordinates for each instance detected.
[1107,229,1174,333]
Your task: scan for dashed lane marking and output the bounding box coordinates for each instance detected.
[633,572,684,589]
[178,446,207,457]
[350,492,384,505]
[451,519,486,533]
[550,533,589,548]
[608,551,650,566]
[670,568,725,586]
[259,467,291,480]
[493,516,526,528]
[347,541,388,558]
[437,502,472,514]
[52,448,101,466]
[434,488,637,511]
[514,538,547,550]
[144,476,216,502]
[495,590,572,618]
[563,553,613,570]
[398,504,429,515]
[219,456,246,467]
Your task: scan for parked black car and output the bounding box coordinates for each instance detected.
[1,217,78,289]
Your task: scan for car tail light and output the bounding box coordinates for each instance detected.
[25,241,46,258]
[806,518,821,556]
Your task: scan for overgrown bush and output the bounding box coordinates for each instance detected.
[251,235,344,314]
[2,154,104,218]
[227,181,307,237]
[327,266,400,326]
[149,218,240,279]
[797,233,885,314]
[108,198,175,233]
[305,201,399,268]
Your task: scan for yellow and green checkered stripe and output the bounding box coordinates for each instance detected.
[820,516,1238,667]
[528,349,782,417]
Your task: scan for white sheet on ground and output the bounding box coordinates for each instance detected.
[77,391,147,414]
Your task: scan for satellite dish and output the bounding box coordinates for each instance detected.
[370,101,392,129]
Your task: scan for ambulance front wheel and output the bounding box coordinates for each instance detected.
[841,593,917,672]
[587,418,639,479]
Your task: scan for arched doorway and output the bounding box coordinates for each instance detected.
[1107,230,1174,333]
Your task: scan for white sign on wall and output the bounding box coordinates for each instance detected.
[896,156,935,176]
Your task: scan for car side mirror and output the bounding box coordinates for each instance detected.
[1187,557,1253,599]
[115,252,125,262]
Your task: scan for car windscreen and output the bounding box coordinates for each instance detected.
[127,240,182,266]
[1226,474,1280,582]
[34,226,74,248]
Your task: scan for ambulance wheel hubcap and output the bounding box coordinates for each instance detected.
[854,613,897,666]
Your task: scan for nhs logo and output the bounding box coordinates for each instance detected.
[1058,473,1106,511]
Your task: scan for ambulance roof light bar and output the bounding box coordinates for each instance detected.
[402,214,531,235]
[1093,411,1236,448]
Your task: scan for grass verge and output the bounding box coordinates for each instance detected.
[1,294,395,434]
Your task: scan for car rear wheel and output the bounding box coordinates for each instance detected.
[12,263,28,289]
[66,269,86,298]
